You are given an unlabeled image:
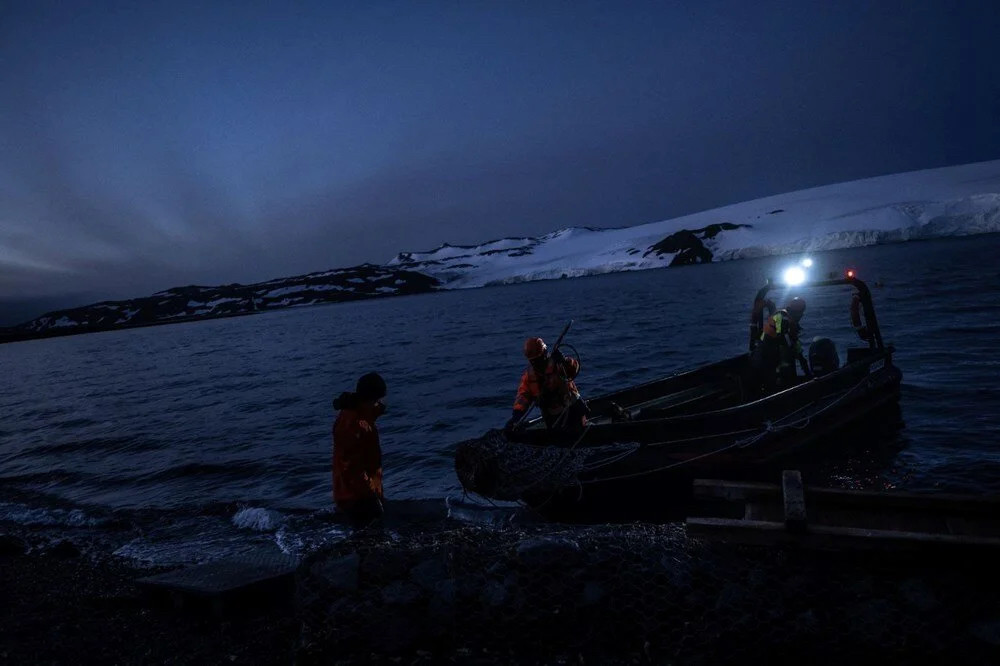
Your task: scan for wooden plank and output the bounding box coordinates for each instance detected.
[741,501,782,522]
[686,517,792,547]
[942,515,1000,537]
[694,477,1000,517]
[807,524,1000,548]
[810,507,952,535]
[782,470,807,534]
[803,487,1000,515]
[686,517,1000,551]
[692,478,781,502]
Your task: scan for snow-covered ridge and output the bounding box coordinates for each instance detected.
[390,236,538,265]
[3,160,999,343]
[6,264,438,340]
[389,161,1000,288]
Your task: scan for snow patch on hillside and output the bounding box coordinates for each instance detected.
[389,161,1000,288]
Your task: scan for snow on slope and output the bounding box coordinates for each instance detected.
[11,265,439,338]
[388,160,1000,288]
[7,160,1000,343]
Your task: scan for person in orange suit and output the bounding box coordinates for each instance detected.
[506,337,587,436]
[332,372,387,528]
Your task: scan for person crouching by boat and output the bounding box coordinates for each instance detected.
[332,372,387,529]
[505,337,588,437]
[752,297,812,393]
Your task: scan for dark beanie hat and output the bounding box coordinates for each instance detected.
[356,372,387,401]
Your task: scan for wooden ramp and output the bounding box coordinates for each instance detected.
[687,470,1000,552]
[137,550,300,615]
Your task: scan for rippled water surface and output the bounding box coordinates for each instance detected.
[2,236,999,559]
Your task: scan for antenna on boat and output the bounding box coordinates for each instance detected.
[553,320,573,350]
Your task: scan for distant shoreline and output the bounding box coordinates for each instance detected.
[0,309,262,345]
[1,265,440,346]
[4,231,997,347]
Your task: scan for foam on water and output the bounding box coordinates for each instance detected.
[232,506,286,531]
[273,522,349,557]
[111,516,277,566]
[0,501,103,527]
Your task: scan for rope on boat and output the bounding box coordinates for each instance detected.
[594,373,877,483]
[456,373,878,499]
[455,425,623,501]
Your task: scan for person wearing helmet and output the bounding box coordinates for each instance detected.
[505,337,586,436]
[754,296,812,392]
[332,372,387,528]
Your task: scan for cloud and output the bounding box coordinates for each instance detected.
[2,0,999,307]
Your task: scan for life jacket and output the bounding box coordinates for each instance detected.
[760,310,803,361]
[332,400,385,506]
[513,356,581,417]
[761,310,784,339]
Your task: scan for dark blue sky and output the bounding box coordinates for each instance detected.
[2,0,998,314]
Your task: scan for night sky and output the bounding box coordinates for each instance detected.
[2,0,999,319]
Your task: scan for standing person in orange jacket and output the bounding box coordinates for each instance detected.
[332,372,387,528]
[505,337,587,436]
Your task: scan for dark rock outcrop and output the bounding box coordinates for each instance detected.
[2,264,440,344]
[644,222,751,266]
[0,534,27,557]
[46,540,81,559]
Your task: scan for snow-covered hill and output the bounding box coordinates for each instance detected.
[3,265,438,342]
[388,160,1000,287]
[4,160,999,343]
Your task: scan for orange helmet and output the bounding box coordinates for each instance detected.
[523,337,547,360]
[786,297,806,317]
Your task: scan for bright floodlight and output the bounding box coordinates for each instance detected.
[801,257,813,268]
[783,266,807,286]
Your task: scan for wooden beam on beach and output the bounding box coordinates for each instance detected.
[692,478,780,502]
[782,470,807,534]
[694,477,1000,516]
[687,517,1000,551]
[688,472,1000,552]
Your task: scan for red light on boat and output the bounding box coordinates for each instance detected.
[846,269,856,279]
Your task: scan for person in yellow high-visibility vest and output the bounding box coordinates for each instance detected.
[755,297,811,393]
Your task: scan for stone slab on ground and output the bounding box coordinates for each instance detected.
[137,551,300,613]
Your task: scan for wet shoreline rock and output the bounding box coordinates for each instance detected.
[298,523,1000,663]
[45,539,81,559]
[0,534,27,557]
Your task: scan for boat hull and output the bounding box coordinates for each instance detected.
[457,348,903,522]
[527,380,902,522]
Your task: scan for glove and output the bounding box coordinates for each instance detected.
[551,347,565,364]
[506,407,530,433]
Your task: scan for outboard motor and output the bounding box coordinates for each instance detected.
[808,337,840,377]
